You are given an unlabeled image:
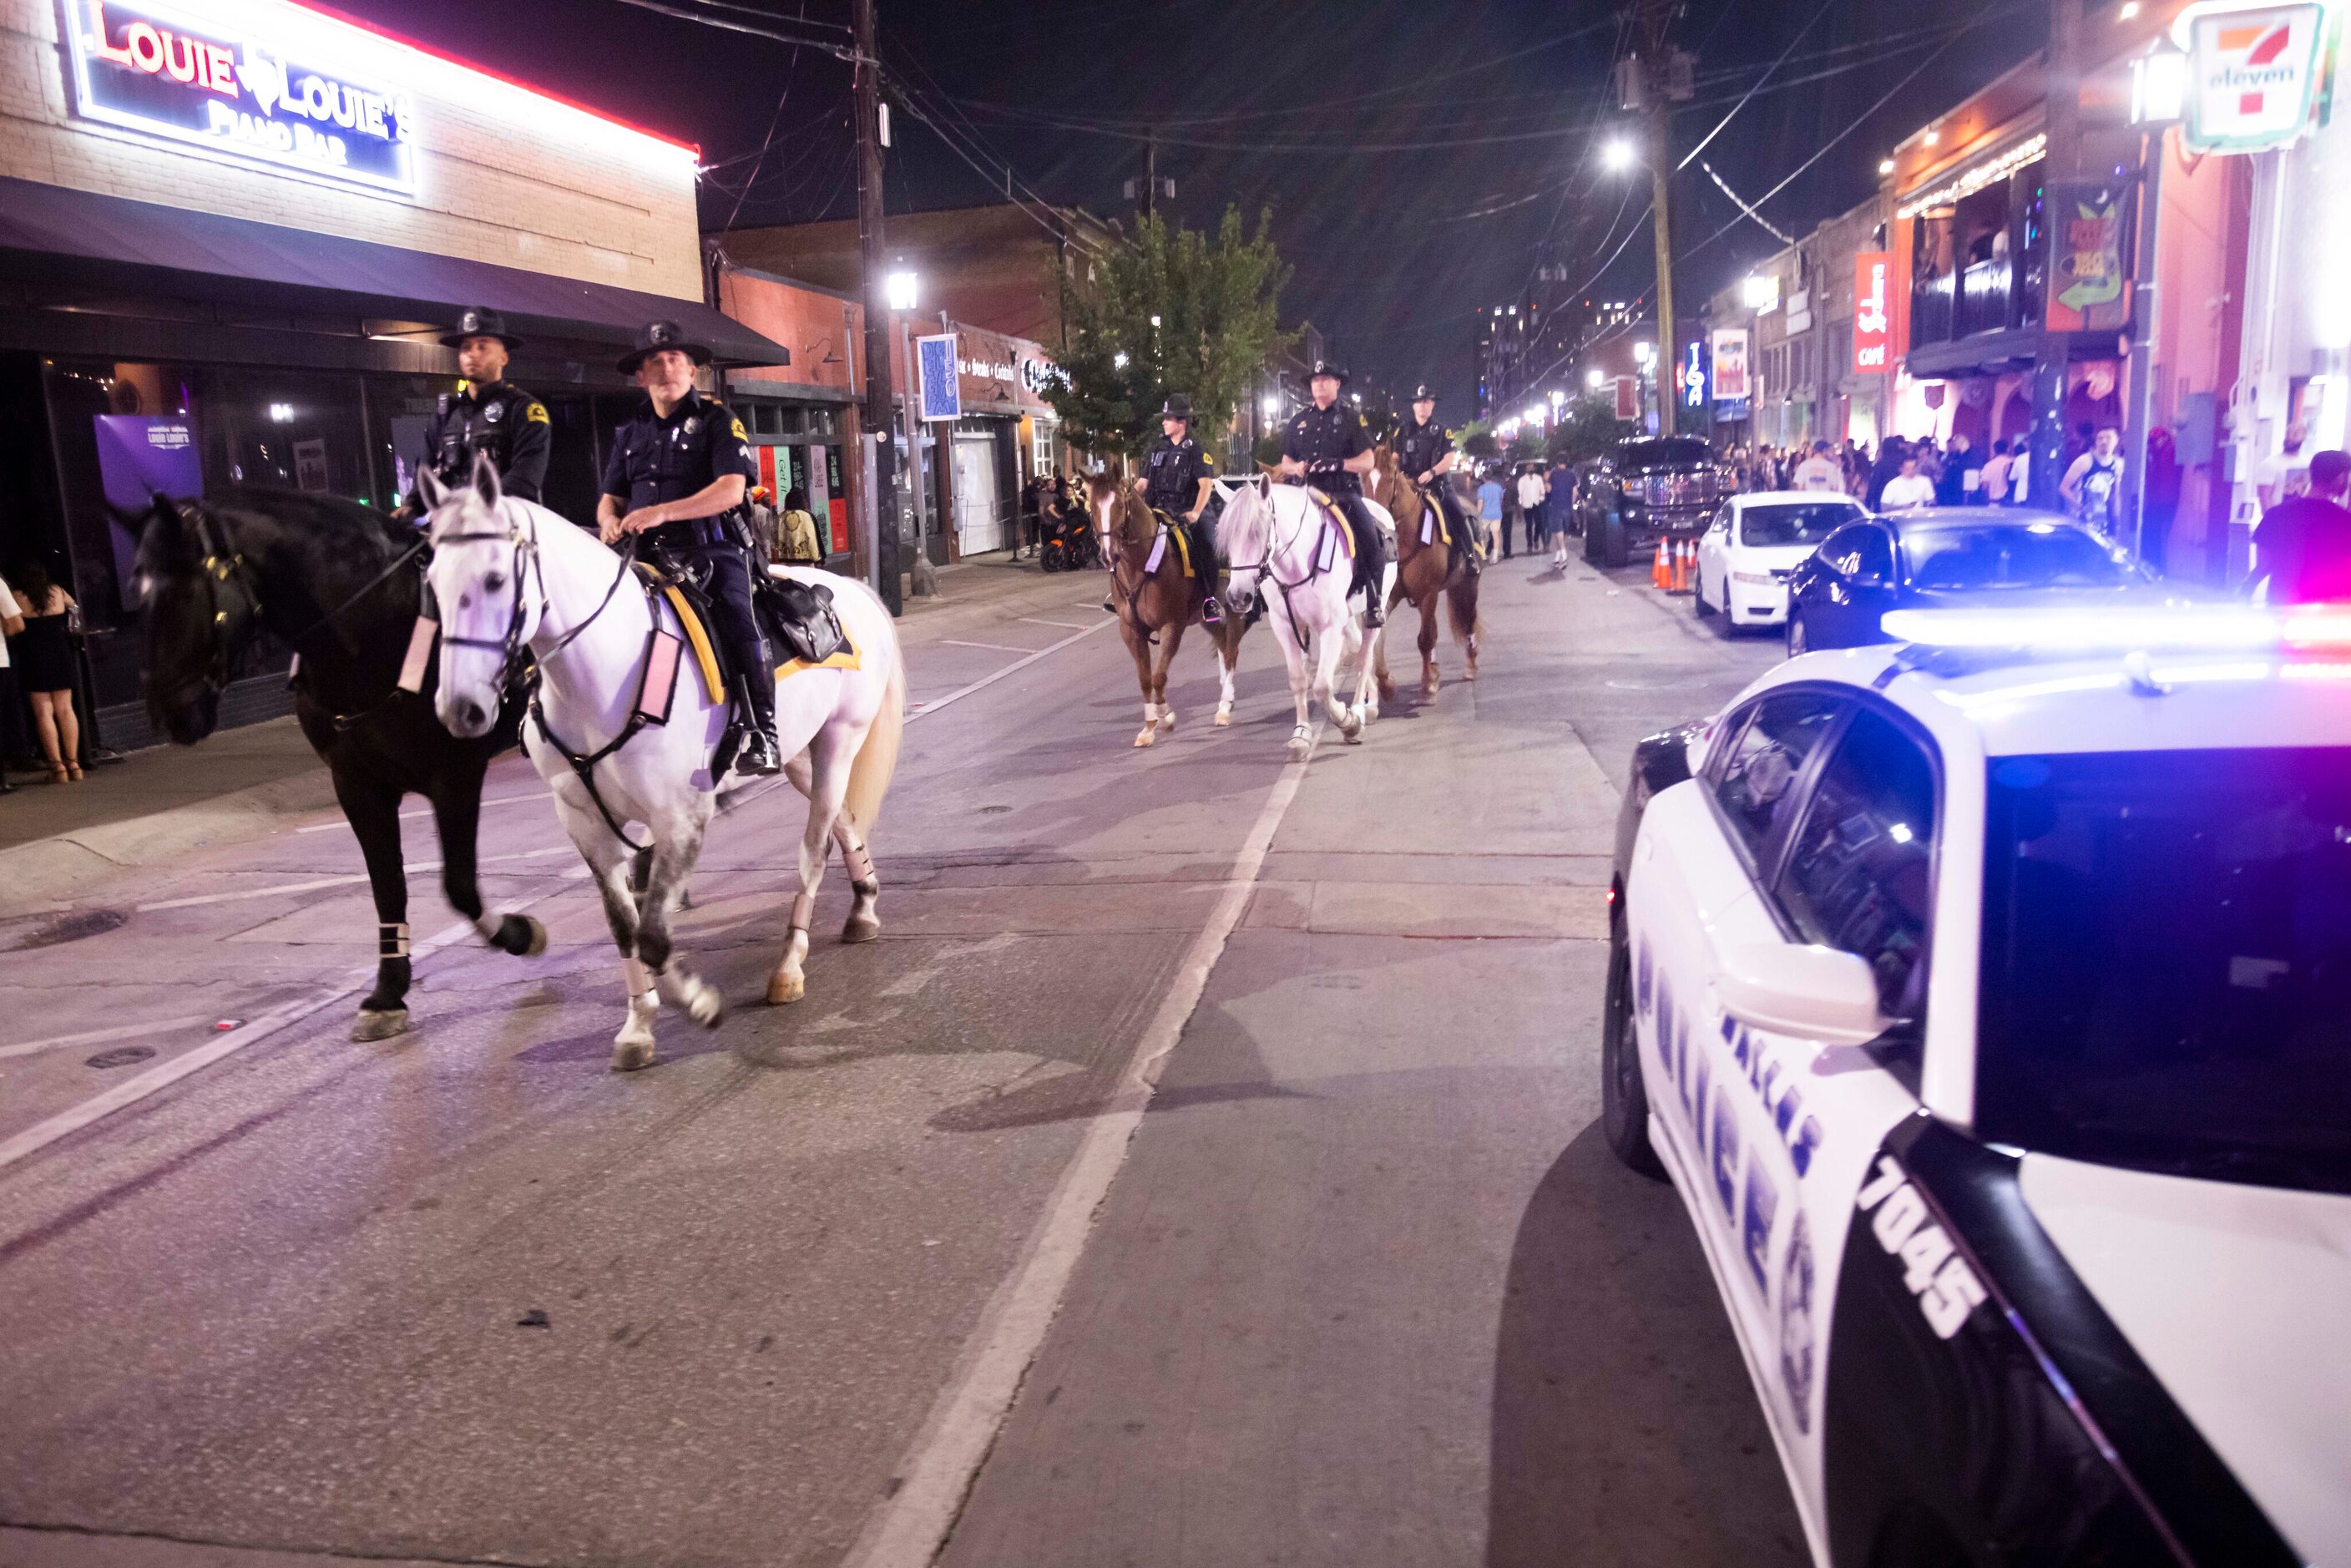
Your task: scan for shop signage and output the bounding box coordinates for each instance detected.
[916,332,961,421]
[1614,375,1640,422]
[1678,342,1706,409]
[2179,2,2328,154]
[1853,252,1893,372]
[2045,182,2132,333]
[1019,356,1062,396]
[61,0,417,195]
[1711,328,1751,403]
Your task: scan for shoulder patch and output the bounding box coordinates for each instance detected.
[526,402,549,425]
[730,417,749,441]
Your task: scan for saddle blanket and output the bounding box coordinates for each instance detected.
[631,564,858,725]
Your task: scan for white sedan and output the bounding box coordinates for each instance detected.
[1693,493,1866,630]
[1600,604,2351,1568]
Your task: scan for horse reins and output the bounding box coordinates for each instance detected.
[1226,485,1337,651]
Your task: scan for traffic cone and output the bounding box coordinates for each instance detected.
[1681,539,1696,593]
[1652,539,1671,589]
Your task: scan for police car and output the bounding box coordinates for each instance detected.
[1600,605,2351,1567]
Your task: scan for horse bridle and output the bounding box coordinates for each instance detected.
[433,503,634,690]
[1226,483,1334,649]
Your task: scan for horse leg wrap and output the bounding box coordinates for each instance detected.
[622,954,655,999]
[791,891,817,933]
[842,839,876,886]
[378,923,411,959]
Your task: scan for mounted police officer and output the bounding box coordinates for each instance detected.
[596,321,780,777]
[1279,362,1386,626]
[405,308,549,515]
[1138,392,1223,621]
[1393,383,1479,572]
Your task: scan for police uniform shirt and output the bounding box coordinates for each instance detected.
[420,381,550,503]
[1143,432,1214,516]
[1283,402,1373,497]
[1394,416,1454,483]
[598,388,758,548]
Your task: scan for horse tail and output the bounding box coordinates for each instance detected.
[845,632,905,834]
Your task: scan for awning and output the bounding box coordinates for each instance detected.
[0,175,787,367]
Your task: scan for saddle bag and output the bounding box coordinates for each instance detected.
[756,573,846,666]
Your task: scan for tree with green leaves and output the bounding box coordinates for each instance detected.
[1049,208,1294,464]
[1549,391,1638,465]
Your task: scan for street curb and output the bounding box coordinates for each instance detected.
[0,765,340,920]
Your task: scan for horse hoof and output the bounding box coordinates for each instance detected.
[493,914,548,959]
[766,969,806,1005]
[1464,664,1479,682]
[1287,739,1312,762]
[1423,678,1439,699]
[351,1008,408,1042]
[684,980,725,1029]
[1376,680,1397,701]
[1158,709,1176,731]
[1213,709,1231,727]
[842,914,881,944]
[612,1039,657,1072]
[1133,728,1156,748]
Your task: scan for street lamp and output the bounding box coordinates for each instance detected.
[1601,136,1637,172]
[1585,367,1605,391]
[886,270,918,312]
[1113,351,1130,369]
[1633,341,1656,367]
[1261,394,1280,417]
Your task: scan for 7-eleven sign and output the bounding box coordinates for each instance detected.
[2181,2,2328,154]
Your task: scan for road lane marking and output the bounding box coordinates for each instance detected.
[0,869,590,1175]
[842,731,1317,1568]
[0,1015,214,1062]
[909,618,1117,720]
[295,789,553,832]
[939,640,1043,655]
[134,847,577,912]
[1017,617,1090,630]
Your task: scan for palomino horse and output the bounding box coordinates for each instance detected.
[1217,476,1393,761]
[1090,473,1246,745]
[1368,452,1483,700]
[131,489,545,1042]
[422,462,904,1070]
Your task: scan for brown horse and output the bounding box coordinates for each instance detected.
[1368,450,1481,699]
[1089,472,1246,746]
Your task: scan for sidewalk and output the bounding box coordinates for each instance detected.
[0,555,1064,919]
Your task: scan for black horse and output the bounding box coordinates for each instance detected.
[131,488,544,1040]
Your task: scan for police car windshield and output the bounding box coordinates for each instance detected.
[1978,747,2351,1195]
[1902,524,2128,590]
[1739,503,1855,548]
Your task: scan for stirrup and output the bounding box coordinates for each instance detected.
[733,726,783,776]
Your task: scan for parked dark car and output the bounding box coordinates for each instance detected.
[1782,508,2172,655]
[1578,436,1732,568]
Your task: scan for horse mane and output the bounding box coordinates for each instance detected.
[213,486,413,560]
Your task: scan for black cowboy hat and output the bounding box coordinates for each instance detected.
[1308,361,1350,384]
[1411,384,1438,402]
[1160,393,1194,420]
[441,307,523,351]
[618,320,714,374]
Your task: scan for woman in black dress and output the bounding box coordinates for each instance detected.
[7,556,81,781]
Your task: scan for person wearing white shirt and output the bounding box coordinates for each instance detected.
[1979,438,2014,503]
[1793,439,1842,493]
[2257,423,2309,510]
[1878,452,1937,510]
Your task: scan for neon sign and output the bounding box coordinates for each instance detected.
[61,0,417,195]
[1681,342,1706,409]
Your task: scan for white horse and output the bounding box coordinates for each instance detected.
[422,463,905,1071]
[1217,477,1393,761]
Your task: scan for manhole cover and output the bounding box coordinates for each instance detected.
[86,1045,156,1070]
[0,908,129,953]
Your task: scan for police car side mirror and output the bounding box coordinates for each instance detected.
[1716,943,1888,1047]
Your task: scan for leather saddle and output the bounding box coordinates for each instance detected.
[640,549,847,700]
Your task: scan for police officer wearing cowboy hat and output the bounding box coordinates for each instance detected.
[405,307,551,516]
[1279,361,1387,625]
[1393,382,1479,572]
[596,320,780,776]
[1137,392,1225,621]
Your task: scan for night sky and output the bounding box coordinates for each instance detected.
[350,0,2032,412]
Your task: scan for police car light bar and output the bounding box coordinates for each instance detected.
[1879,605,2351,655]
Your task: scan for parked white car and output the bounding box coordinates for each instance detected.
[1693,493,1866,631]
[1601,604,2351,1568]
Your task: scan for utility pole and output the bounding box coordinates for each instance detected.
[1640,0,1679,438]
[852,0,902,615]
[2030,0,2083,509]
[1145,132,1158,222]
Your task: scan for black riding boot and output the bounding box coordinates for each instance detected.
[1348,503,1387,628]
[1193,516,1224,624]
[733,660,781,776]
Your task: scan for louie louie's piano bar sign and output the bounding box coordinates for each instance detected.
[61,0,417,196]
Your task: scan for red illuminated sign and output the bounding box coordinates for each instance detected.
[1853,251,1893,373]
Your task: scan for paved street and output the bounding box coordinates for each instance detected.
[0,554,1795,1568]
